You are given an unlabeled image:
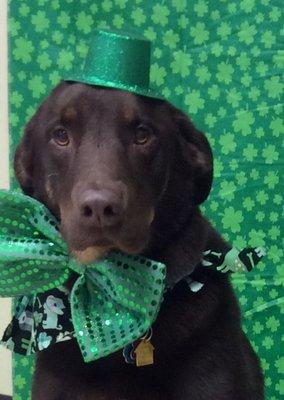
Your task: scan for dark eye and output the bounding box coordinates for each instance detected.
[134,124,153,145]
[52,128,70,146]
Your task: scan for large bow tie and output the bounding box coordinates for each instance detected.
[0,190,166,362]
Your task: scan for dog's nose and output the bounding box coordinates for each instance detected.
[79,189,124,228]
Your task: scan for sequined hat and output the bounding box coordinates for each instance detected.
[64,29,162,100]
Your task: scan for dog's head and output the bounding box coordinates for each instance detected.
[15,82,213,262]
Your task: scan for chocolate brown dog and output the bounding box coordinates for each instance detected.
[14,82,264,400]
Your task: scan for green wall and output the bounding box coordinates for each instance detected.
[8,1,283,398]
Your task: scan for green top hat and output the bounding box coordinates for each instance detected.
[65,29,163,100]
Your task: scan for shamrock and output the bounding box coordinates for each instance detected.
[238,21,257,45]
[221,207,244,233]
[114,0,127,8]
[57,12,71,28]
[49,71,61,86]
[113,15,124,29]
[31,11,50,33]
[131,8,146,26]
[76,11,93,34]
[218,181,237,202]
[185,90,205,114]
[241,73,252,87]
[28,75,47,99]
[253,321,264,335]
[236,52,251,71]
[266,316,280,333]
[172,0,186,12]
[248,87,260,102]
[151,4,169,27]
[240,0,255,13]
[10,91,24,108]
[57,49,74,71]
[262,145,279,164]
[170,50,192,78]
[233,109,255,136]
[52,31,64,45]
[163,30,180,49]
[256,190,269,205]
[190,22,209,45]
[269,246,283,264]
[144,27,157,41]
[243,197,255,212]
[214,158,224,176]
[268,226,280,240]
[243,144,258,162]
[270,118,284,137]
[210,10,220,20]
[269,7,281,22]
[102,0,113,13]
[211,43,223,57]
[208,84,220,100]
[9,17,21,37]
[228,3,237,14]
[37,52,52,71]
[235,172,247,186]
[193,0,208,17]
[261,30,276,49]
[256,61,268,76]
[204,113,217,128]
[217,22,231,38]
[13,38,34,64]
[219,133,237,155]
[262,337,274,351]
[216,62,234,84]
[195,65,211,84]
[19,3,30,17]
[264,171,279,189]
[264,76,283,99]
[248,229,266,247]
[275,357,284,374]
[150,63,166,87]
[14,374,27,390]
[178,15,188,28]
[226,88,242,108]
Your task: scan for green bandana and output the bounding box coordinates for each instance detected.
[0,190,166,362]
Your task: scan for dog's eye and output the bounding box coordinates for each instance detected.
[134,124,152,145]
[52,128,70,146]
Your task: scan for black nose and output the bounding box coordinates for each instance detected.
[79,189,124,228]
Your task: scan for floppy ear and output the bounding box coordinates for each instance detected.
[173,109,213,205]
[14,114,38,196]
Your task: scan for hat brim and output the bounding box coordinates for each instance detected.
[63,75,163,101]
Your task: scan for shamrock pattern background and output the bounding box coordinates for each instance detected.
[7,0,283,399]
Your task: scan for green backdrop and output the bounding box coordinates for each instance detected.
[7,0,283,399]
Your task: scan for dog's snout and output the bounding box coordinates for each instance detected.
[79,189,124,228]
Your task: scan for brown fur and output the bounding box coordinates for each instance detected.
[14,82,264,400]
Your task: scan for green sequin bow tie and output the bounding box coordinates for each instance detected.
[0,190,166,362]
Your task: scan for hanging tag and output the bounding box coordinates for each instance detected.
[134,339,154,367]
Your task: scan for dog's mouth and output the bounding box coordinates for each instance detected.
[62,228,150,264]
[71,239,148,264]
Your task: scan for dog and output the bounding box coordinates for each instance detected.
[14,82,264,399]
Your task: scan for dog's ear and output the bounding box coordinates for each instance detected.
[14,113,38,195]
[173,109,213,205]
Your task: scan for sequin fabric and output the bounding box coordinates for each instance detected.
[65,29,162,99]
[0,190,166,362]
